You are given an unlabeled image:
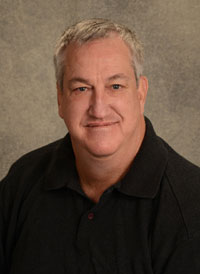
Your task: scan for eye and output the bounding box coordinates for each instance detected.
[112,84,121,90]
[74,87,87,92]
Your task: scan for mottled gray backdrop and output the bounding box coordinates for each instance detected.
[0,0,200,179]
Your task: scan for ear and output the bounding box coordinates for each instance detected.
[57,83,64,119]
[137,76,148,114]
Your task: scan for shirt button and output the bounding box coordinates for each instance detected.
[88,212,94,220]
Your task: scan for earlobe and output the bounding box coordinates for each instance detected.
[138,76,148,103]
[137,76,148,114]
[57,83,64,119]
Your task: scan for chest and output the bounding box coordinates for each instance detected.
[9,190,154,274]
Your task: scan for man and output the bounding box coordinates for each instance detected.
[0,18,200,274]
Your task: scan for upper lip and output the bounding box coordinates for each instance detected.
[85,121,119,127]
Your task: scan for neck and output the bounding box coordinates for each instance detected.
[72,118,146,203]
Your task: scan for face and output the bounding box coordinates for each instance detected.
[57,35,148,158]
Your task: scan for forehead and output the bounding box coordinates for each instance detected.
[66,35,132,60]
[63,36,134,79]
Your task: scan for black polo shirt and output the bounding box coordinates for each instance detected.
[1,118,200,274]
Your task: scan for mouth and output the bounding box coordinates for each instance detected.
[85,121,119,128]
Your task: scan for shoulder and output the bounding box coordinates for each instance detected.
[7,138,63,175]
[161,137,200,184]
[160,138,200,237]
[0,137,65,195]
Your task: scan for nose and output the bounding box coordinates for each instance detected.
[88,87,109,119]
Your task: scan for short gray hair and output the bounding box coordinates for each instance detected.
[54,18,144,89]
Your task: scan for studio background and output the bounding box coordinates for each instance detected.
[0,0,199,180]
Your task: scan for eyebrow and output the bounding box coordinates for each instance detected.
[106,73,130,81]
[68,73,130,86]
[68,77,91,86]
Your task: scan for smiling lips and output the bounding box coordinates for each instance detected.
[85,121,119,127]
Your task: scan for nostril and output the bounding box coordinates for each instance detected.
[88,104,108,119]
[88,97,108,119]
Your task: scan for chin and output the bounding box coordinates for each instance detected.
[85,141,120,158]
[70,132,123,158]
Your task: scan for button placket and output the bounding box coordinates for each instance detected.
[88,212,94,220]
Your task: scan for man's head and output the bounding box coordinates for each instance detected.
[54,19,148,159]
[54,18,144,90]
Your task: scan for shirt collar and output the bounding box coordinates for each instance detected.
[43,117,168,199]
[118,117,168,198]
[43,134,81,192]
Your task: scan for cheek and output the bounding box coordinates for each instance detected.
[117,93,140,115]
[61,97,89,126]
